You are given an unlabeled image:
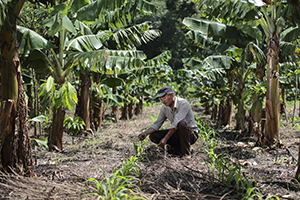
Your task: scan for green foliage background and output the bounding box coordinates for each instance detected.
[134,0,196,70]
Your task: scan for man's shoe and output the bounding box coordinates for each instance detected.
[181,155,191,159]
[168,147,181,156]
[173,147,181,156]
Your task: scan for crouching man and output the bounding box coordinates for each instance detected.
[138,86,198,158]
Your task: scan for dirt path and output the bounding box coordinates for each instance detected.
[1,104,300,199]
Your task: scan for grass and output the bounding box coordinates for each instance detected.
[85,141,146,199]
[83,137,102,146]
[85,168,143,200]
[195,116,280,199]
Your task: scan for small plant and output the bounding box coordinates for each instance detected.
[85,166,144,199]
[195,116,216,142]
[132,140,145,157]
[84,138,102,146]
[85,139,146,199]
[197,117,258,199]
[143,101,153,108]
[119,156,141,177]
[50,153,63,164]
[63,116,85,136]
[29,114,51,131]
[31,137,49,151]
[265,195,280,200]
[132,139,150,163]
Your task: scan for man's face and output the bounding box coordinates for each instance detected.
[160,93,174,107]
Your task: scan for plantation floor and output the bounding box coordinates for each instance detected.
[1,104,300,199]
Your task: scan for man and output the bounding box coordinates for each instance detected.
[138,86,198,158]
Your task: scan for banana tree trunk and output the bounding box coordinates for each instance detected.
[80,72,91,132]
[250,62,264,137]
[295,138,300,181]
[48,106,65,151]
[121,93,129,120]
[204,103,211,115]
[32,69,40,136]
[211,104,217,120]
[121,103,129,120]
[293,74,297,124]
[223,98,233,127]
[93,97,102,131]
[92,73,103,131]
[27,84,33,115]
[222,74,234,127]
[128,100,133,119]
[0,6,33,175]
[112,87,119,122]
[265,32,280,146]
[236,81,245,132]
[135,94,143,115]
[217,100,224,127]
[281,87,288,123]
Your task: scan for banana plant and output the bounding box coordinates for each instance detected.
[181,55,232,124]
[258,1,300,146]
[0,0,54,176]
[67,1,161,126]
[182,16,265,131]
[191,0,300,145]
[17,0,159,150]
[117,51,172,119]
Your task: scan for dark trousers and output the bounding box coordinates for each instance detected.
[149,121,198,156]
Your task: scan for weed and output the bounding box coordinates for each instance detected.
[29,114,52,132]
[85,168,143,200]
[85,139,146,199]
[85,154,144,200]
[132,140,150,163]
[196,116,257,199]
[31,137,49,151]
[50,153,63,164]
[84,138,102,146]
[195,116,216,142]
[265,195,280,200]
[119,155,141,177]
[63,116,85,136]
[143,101,153,108]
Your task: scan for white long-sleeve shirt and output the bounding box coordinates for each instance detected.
[150,97,198,131]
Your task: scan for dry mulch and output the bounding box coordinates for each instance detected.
[1,104,300,199]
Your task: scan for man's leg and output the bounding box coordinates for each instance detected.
[177,121,198,156]
[149,130,181,154]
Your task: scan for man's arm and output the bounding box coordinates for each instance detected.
[158,128,176,147]
[138,127,156,141]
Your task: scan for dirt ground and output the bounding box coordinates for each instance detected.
[1,103,300,199]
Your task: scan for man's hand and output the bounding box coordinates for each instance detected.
[138,128,156,141]
[158,137,168,148]
[138,132,148,141]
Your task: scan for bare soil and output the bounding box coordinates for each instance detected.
[1,104,300,199]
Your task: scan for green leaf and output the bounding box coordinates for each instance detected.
[66,34,104,51]
[77,0,157,23]
[46,76,54,92]
[145,51,171,66]
[70,0,89,13]
[183,17,226,36]
[29,115,48,123]
[17,26,56,50]
[31,137,49,151]
[67,82,78,104]
[62,15,76,34]
[101,77,124,88]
